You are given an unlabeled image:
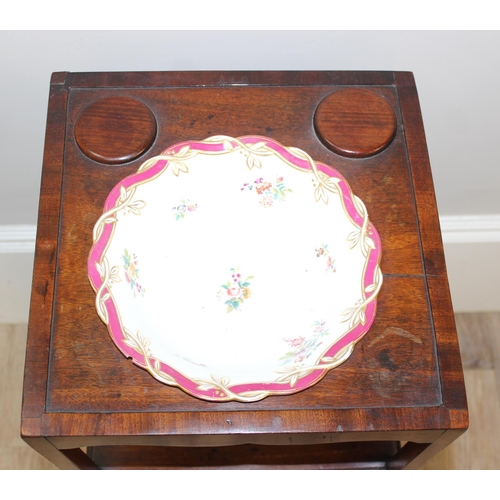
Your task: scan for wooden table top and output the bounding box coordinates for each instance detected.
[22,71,467,450]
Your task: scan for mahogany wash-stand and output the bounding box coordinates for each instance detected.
[21,71,468,469]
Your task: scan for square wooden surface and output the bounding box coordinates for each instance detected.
[21,71,468,469]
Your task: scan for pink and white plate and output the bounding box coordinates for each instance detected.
[88,135,383,402]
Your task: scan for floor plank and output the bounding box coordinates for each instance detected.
[421,368,500,469]
[455,312,498,369]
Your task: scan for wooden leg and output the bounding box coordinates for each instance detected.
[23,438,99,470]
[60,448,100,470]
[387,430,465,469]
[387,442,430,469]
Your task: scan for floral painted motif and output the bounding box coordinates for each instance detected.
[122,249,145,297]
[315,243,336,273]
[280,320,330,365]
[217,268,254,313]
[172,199,198,220]
[241,176,292,207]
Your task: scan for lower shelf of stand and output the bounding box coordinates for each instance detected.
[86,441,400,470]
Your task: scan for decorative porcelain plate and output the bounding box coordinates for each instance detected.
[88,135,383,402]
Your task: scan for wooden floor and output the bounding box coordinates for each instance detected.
[1,313,499,470]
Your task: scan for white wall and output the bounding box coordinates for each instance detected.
[1,31,499,321]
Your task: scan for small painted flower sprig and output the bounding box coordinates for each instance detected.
[315,243,336,273]
[218,268,254,313]
[172,199,198,220]
[122,249,146,297]
[280,320,330,366]
[241,176,292,207]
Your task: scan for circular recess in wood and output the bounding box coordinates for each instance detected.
[314,88,397,158]
[75,97,157,164]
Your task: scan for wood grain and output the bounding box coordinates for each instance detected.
[314,88,397,157]
[74,96,157,164]
[21,74,68,424]
[87,442,398,470]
